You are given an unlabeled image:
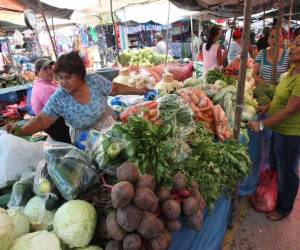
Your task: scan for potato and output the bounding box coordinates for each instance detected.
[122,233,142,250]
[173,172,187,190]
[183,197,200,216]
[105,240,123,250]
[165,219,181,232]
[186,208,203,230]
[157,187,171,202]
[136,174,156,190]
[191,181,206,210]
[162,199,181,220]
[117,162,140,183]
[111,181,134,209]
[106,212,126,241]
[137,212,164,240]
[134,187,158,212]
[117,204,143,232]
[147,233,168,250]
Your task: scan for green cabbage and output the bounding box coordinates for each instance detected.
[7,209,30,240]
[0,208,14,250]
[23,196,55,231]
[9,230,61,250]
[53,200,97,248]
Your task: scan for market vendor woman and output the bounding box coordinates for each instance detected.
[7,52,148,141]
[248,35,300,221]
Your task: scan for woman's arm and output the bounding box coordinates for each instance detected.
[248,96,300,131]
[6,113,56,136]
[111,83,148,96]
[217,46,227,66]
[253,63,266,85]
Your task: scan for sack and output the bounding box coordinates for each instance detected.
[45,145,99,200]
[0,131,44,188]
[250,169,277,213]
[7,172,35,209]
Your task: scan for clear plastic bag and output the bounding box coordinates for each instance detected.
[46,146,99,200]
[7,172,35,209]
[33,159,53,197]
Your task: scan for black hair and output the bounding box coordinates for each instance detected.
[54,51,86,80]
[206,27,221,51]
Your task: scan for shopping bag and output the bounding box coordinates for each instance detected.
[250,168,277,213]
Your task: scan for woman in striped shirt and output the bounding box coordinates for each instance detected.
[253,27,289,85]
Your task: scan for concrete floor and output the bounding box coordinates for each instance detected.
[230,189,300,250]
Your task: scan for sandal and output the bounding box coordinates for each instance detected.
[266,210,286,221]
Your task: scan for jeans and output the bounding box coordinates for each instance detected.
[270,132,300,215]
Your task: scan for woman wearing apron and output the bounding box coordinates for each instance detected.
[6,52,148,141]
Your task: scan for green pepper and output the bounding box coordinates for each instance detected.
[107,142,122,159]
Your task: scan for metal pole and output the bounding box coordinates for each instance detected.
[233,0,253,140]
[227,17,236,52]
[37,0,58,58]
[271,0,284,85]
[287,0,294,44]
[110,0,120,61]
[164,0,171,68]
[190,16,194,60]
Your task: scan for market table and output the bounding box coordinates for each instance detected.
[170,196,231,250]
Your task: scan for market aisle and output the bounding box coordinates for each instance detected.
[230,188,300,250]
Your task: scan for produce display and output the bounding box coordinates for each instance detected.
[154,72,182,95]
[205,69,236,86]
[253,83,276,106]
[113,68,154,88]
[118,48,173,67]
[0,74,27,89]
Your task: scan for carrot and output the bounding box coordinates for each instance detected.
[199,106,212,113]
[144,114,150,120]
[191,92,199,104]
[145,102,158,109]
[190,103,199,113]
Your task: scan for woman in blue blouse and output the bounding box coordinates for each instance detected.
[7,52,148,141]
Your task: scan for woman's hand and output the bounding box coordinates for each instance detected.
[247,121,260,132]
[111,83,150,96]
[6,124,22,136]
[257,104,270,116]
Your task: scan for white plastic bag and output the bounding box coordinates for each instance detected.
[0,131,44,188]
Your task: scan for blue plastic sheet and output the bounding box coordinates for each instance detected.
[170,196,231,250]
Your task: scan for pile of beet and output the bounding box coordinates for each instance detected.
[104,162,206,250]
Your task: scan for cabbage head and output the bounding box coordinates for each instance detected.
[75,246,103,250]
[0,208,14,250]
[53,200,97,248]
[24,196,55,231]
[9,230,61,250]
[7,209,30,240]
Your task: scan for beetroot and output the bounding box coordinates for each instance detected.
[106,212,126,241]
[158,187,171,202]
[173,172,187,190]
[186,208,203,230]
[117,204,143,232]
[165,219,181,232]
[136,174,156,190]
[122,233,142,250]
[162,199,181,220]
[137,212,164,240]
[117,162,140,183]
[105,240,123,250]
[183,197,200,216]
[111,181,134,209]
[134,187,158,212]
[147,233,168,250]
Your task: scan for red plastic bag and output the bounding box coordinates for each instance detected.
[250,169,277,213]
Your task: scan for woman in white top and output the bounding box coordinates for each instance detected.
[202,27,227,76]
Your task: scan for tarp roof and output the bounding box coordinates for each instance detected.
[115,0,199,25]
[0,0,73,19]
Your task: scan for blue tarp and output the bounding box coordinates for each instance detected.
[170,196,231,250]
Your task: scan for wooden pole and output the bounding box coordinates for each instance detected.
[271,0,284,85]
[37,0,58,58]
[164,0,171,68]
[190,16,194,60]
[287,0,294,44]
[51,17,58,53]
[233,0,253,140]
[110,0,120,62]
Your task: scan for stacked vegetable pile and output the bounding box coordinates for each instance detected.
[106,162,205,250]
[118,48,173,67]
[253,83,276,106]
[0,74,27,89]
[205,69,236,86]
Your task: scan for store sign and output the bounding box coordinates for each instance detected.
[127,24,171,34]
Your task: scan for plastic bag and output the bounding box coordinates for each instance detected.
[46,145,99,200]
[7,172,35,209]
[33,159,53,197]
[0,131,44,188]
[90,125,127,175]
[250,169,277,213]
